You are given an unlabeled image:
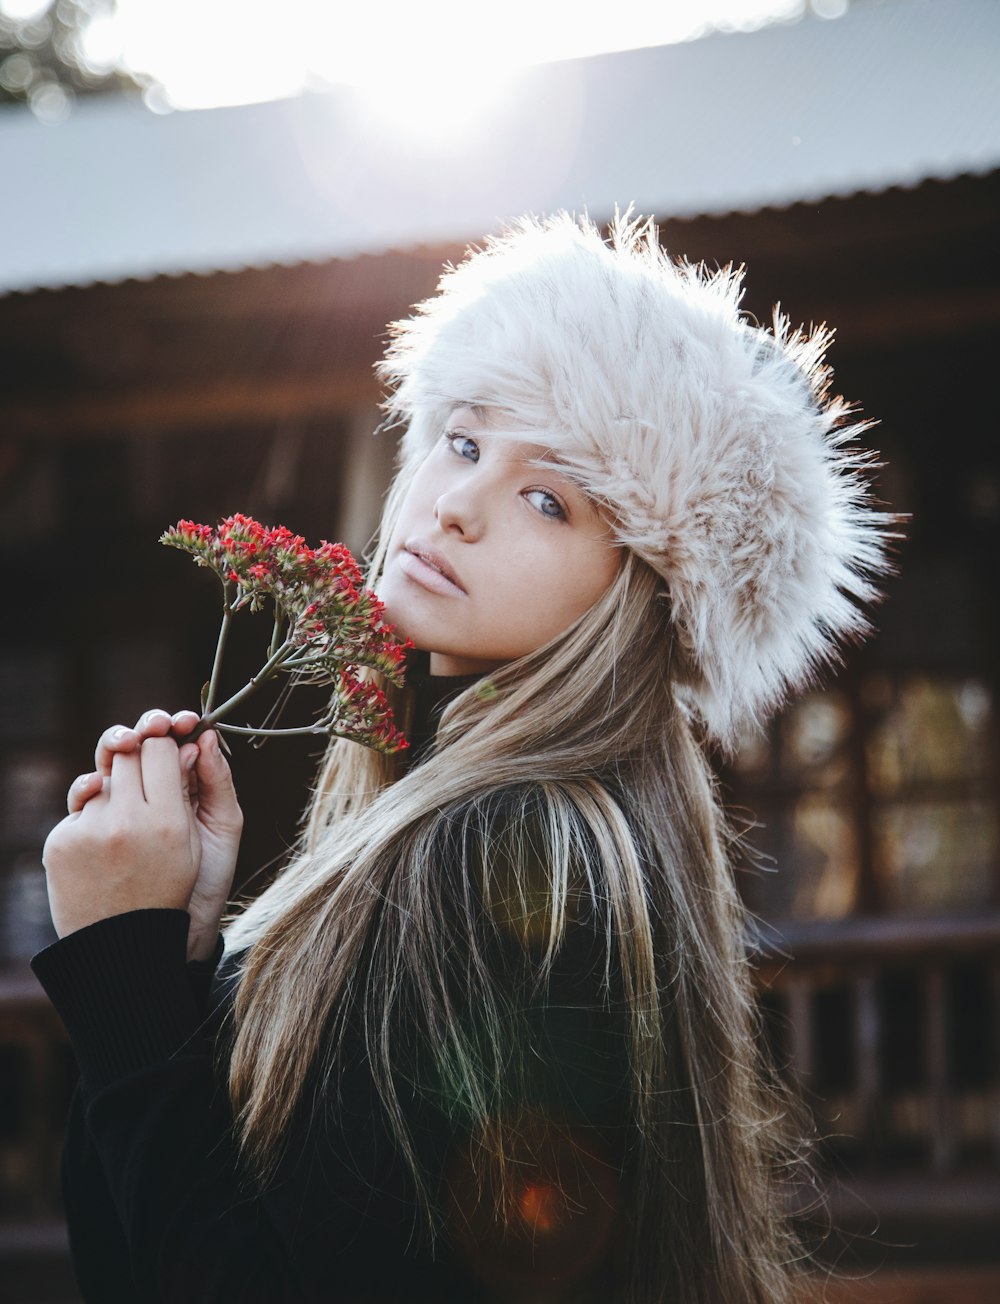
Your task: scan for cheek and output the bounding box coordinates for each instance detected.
[507,540,618,639]
[388,476,431,542]
[567,552,619,609]
[376,482,435,594]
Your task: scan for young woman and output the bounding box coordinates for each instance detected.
[35,213,890,1304]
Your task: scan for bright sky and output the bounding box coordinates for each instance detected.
[3,0,847,133]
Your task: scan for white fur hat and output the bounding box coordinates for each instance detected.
[378,211,893,749]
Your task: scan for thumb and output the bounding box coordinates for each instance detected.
[195,728,232,782]
[193,730,242,826]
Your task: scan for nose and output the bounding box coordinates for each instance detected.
[434,484,484,540]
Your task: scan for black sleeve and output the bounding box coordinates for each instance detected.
[60,1084,135,1304]
[31,794,634,1303]
[55,929,229,1304]
[31,910,307,1304]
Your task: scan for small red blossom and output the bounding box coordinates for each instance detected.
[160,513,411,754]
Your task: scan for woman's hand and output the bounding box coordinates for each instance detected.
[46,709,244,962]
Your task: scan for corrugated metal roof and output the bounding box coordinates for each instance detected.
[1,0,997,296]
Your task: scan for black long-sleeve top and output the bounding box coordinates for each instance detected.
[31,671,633,1303]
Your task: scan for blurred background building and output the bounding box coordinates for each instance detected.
[1,0,998,1299]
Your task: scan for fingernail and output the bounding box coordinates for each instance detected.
[111,726,131,742]
[77,772,97,786]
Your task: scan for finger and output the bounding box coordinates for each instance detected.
[109,747,147,805]
[95,709,177,778]
[177,744,199,807]
[132,708,175,738]
[170,710,202,740]
[191,730,243,828]
[67,771,105,815]
[138,735,189,813]
[94,724,140,776]
[194,729,233,790]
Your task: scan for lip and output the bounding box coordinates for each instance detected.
[399,539,467,596]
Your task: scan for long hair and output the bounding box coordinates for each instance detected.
[221,446,814,1303]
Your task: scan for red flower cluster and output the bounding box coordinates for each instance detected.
[330,669,409,754]
[161,514,411,755]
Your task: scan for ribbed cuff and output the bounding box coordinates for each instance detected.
[31,909,206,1094]
[186,932,225,1011]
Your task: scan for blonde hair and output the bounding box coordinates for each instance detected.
[221,442,813,1303]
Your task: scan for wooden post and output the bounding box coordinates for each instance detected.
[786,973,814,1083]
[336,405,400,560]
[992,962,1000,1165]
[854,970,881,1150]
[926,962,956,1173]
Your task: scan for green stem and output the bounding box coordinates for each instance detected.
[191,640,297,740]
[268,606,287,659]
[204,594,235,716]
[282,652,338,670]
[282,641,364,669]
[215,721,329,737]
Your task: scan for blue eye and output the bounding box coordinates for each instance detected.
[445,431,479,462]
[525,489,566,521]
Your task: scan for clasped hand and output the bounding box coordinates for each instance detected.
[42,710,244,962]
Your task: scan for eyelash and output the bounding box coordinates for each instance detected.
[442,430,567,522]
[525,489,566,520]
[444,431,479,462]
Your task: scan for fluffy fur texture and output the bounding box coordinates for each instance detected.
[378,210,893,749]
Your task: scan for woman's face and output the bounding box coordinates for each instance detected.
[378,407,621,676]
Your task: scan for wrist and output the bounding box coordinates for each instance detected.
[52,891,192,940]
[186,926,223,963]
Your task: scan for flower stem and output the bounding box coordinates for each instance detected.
[191,639,297,740]
[215,722,328,737]
[268,606,286,659]
[204,597,235,716]
[282,652,339,670]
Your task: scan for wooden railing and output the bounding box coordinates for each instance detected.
[2,917,1000,1295]
[752,912,1000,1260]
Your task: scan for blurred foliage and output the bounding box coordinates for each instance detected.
[0,0,142,121]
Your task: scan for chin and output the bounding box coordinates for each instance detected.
[373,571,406,624]
[377,589,428,650]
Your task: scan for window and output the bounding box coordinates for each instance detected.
[727,672,999,922]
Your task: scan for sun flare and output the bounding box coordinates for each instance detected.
[69,0,812,133]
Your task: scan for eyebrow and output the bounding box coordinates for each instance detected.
[447,403,494,425]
